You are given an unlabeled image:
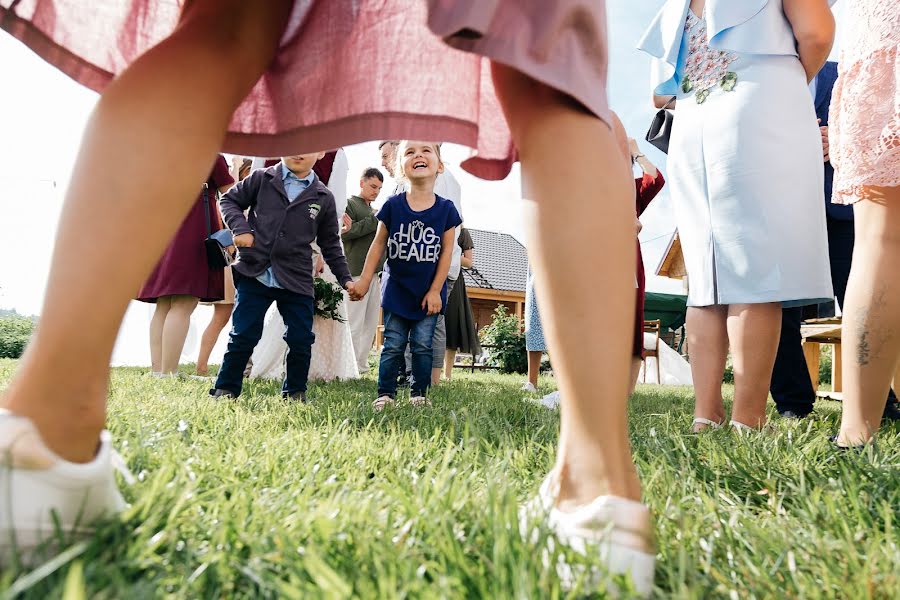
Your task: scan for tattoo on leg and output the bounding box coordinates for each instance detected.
[854,288,893,366]
[857,328,871,365]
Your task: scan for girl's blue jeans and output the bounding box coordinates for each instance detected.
[377,311,439,398]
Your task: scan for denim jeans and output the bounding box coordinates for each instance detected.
[378,311,439,398]
[215,277,315,397]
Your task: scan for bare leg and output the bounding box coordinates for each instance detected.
[628,357,642,396]
[894,362,900,396]
[197,303,233,375]
[727,303,781,427]
[492,64,640,504]
[686,306,729,430]
[148,298,172,373]
[443,349,457,380]
[527,350,542,388]
[838,188,900,445]
[0,0,293,462]
[160,295,199,374]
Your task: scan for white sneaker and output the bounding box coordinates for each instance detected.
[521,382,538,393]
[0,410,127,565]
[521,476,655,597]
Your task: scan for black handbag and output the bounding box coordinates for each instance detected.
[645,96,676,154]
[201,183,235,269]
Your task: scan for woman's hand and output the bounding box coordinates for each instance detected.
[819,119,830,162]
[422,290,442,315]
[628,137,641,159]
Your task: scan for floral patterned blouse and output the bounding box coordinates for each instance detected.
[681,10,738,104]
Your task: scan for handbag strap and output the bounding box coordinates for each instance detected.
[201,182,211,238]
[662,96,676,110]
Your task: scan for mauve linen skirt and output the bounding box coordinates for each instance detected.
[0,0,610,180]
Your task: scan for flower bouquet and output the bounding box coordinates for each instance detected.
[313,277,346,322]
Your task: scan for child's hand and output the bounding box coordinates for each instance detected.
[422,290,442,315]
[233,233,255,248]
[347,279,368,301]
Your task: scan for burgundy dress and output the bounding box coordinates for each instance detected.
[137,155,234,303]
[634,171,666,358]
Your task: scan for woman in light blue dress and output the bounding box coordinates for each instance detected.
[639,0,835,431]
[523,271,546,391]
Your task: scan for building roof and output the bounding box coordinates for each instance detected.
[462,229,528,293]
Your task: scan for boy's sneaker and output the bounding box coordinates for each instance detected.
[410,396,432,408]
[0,410,127,566]
[373,396,395,412]
[283,391,307,403]
[520,475,655,597]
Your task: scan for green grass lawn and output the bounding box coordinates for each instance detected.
[1,358,898,598]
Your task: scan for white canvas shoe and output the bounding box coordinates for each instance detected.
[0,410,127,565]
[521,476,656,597]
[521,382,538,393]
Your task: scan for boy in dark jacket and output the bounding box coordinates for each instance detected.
[211,153,352,401]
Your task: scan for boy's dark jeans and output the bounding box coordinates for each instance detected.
[214,277,315,397]
[378,311,438,398]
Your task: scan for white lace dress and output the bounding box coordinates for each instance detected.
[249,247,359,382]
[829,0,900,203]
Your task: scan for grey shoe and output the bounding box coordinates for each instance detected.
[209,388,237,399]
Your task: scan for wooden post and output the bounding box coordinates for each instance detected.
[375,310,384,349]
[802,342,821,393]
[515,301,522,322]
[832,343,842,393]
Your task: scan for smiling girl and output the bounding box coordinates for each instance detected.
[349,141,462,410]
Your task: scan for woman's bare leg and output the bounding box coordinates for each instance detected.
[0,0,293,462]
[629,357,642,396]
[492,64,640,504]
[727,303,781,428]
[443,350,456,380]
[149,298,172,373]
[686,306,728,430]
[160,295,199,374]
[838,188,900,445]
[527,351,542,388]
[197,303,233,375]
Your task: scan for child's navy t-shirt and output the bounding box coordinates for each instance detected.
[377,193,463,321]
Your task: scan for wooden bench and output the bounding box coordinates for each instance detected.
[800,317,842,400]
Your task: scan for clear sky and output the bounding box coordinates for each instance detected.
[0,1,846,315]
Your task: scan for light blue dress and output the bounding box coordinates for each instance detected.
[524,272,546,353]
[638,0,833,308]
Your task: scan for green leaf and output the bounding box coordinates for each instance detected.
[721,71,738,92]
[681,76,693,94]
